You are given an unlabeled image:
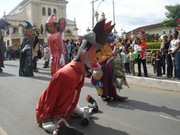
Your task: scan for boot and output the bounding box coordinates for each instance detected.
[72,105,90,126]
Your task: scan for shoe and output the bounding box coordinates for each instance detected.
[86,95,99,113]
[81,107,89,126]
[42,121,56,133]
[54,118,85,135]
[113,95,128,101]
[101,96,112,102]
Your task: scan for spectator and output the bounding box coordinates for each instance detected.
[128,47,135,75]
[66,39,73,63]
[167,35,173,78]
[9,46,15,60]
[134,38,148,77]
[169,31,180,79]
[151,53,157,74]
[155,51,163,76]
[40,24,44,34]
[160,35,170,74]
[121,48,130,74]
[140,38,147,59]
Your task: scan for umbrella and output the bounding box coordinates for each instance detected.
[0,19,10,29]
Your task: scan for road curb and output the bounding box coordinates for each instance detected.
[126,75,180,92]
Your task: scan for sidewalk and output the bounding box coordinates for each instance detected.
[36,59,179,91]
[4,59,179,92]
[126,63,180,92]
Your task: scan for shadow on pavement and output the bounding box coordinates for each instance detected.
[107,99,180,118]
[0,72,16,77]
[32,75,51,82]
[48,117,129,135]
[5,63,19,67]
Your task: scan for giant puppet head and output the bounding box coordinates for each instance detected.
[45,14,58,33]
[74,19,115,73]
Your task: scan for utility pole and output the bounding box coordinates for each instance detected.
[112,0,116,33]
[112,0,118,35]
[91,0,98,28]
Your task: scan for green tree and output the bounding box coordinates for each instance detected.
[162,4,180,29]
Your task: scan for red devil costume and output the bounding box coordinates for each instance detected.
[35,19,115,134]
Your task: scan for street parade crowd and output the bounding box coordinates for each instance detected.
[0,13,180,134]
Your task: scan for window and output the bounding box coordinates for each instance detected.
[42,7,46,16]
[53,8,56,14]
[48,8,51,16]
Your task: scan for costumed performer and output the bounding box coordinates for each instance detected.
[0,32,6,73]
[19,21,34,77]
[45,14,65,76]
[35,19,115,134]
[32,28,40,72]
[91,32,129,101]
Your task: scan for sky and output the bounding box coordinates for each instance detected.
[0,0,179,35]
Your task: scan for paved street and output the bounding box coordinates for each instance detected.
[0,59,180,135]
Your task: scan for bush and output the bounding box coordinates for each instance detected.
[147,42,161,49]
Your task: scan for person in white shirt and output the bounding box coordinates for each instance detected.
[133,37,148,77]
[169,31,180,79]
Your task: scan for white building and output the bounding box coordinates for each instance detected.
[2,0,78,49]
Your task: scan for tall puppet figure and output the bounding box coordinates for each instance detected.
[19,21,34,77]
[45,14,65,76]
[36,19,115,134]
[91,32,129,101]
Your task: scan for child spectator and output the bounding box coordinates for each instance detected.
[121,48,130,74]
[140,38,147,59]
[128,47,135,75]
[155,51,163,76]
[151,53,157,74]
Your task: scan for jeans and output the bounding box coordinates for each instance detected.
[166,54,173,77]
[137,58,148,77]
[157,66,162,76]
[174,51,180,79]
[161,53,166,74]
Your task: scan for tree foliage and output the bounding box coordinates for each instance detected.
[162,4,180,29]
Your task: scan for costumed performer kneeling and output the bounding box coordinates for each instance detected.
[35,19,115,134]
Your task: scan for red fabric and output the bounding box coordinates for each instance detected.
[48,32,64,76]
[141,41,147,51]
[111,43,116,50]
[104,21,112,30]
[36,60,85,123]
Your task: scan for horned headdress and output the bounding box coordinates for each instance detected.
[84,19,115,48]
[74,19,115,61]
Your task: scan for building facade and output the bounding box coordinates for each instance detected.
[126,23,174,40]
[2,0,78,48]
